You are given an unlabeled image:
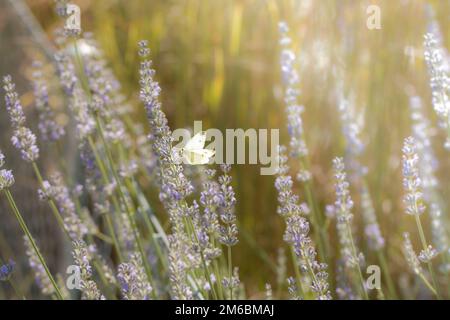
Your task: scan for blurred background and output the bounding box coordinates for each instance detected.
[0,0,449,297]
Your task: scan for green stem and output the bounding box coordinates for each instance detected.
[300,241,327,299]
[72,40,125,264]
[8,278,25,299]
[414,214,441,299]
[377,250,397,299]
[289,246,305,299]
[87,136,124,263]
[126,178,168,271]
[299,157,328,262]
[211,239,224,299]
[185,217,217,299]
[104,213,123,260]
[93,115,156,296]
[345,220,369,299]
[227,245,233,300]
[3,190,63,300]
[93,231,113,244]
[31,162,71,240]
[418,272,438,296]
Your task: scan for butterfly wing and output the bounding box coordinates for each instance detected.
[184,131,207,151]
[182,131,215,165]
[183,148,215,165]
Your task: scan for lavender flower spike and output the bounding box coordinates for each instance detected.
[72,240,105,300]
[38,174,88,240]
[333,157,367,299]
[278,22,310,182]
[138,40,197,299]
[402,137,439,297]
[403,232,422,276]
[402,137,425,216]
[361,186,385,251]
[2,75,25,127]
[117,253,153,300]
[32,61,65,142]
[0,150,14,191]
[138,40,194,204]
[276,146,331,300]
[2,75,39,162]
[409,97,448,258]
[423,33,450,149]
[0,169,15,191]
[218,164,239,247]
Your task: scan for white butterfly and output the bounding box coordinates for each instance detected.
[175,131,215,165]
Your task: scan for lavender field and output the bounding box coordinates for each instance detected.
[0,0,449,300]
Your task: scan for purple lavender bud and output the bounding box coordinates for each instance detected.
[217,165,239,247]
[333,157,364,269]
[72,240,105,300]
[402,137,426,216]
[275,146,330,299]
[11,127,40,162]
[423,33,450,148]
[361,186,385,251]
[278,22,310,170]
[0,260,15,281]
[117,253,153,300]
[287,277,300,300]
[2,75,25,127]
[167,235,194,300]
[0,151,14,191]
[24,236,55,296]
[32,62,65,142]
[403,232,422,275]
[0,169,14,191]
[54,51,77,95]
[3,76,40,162]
